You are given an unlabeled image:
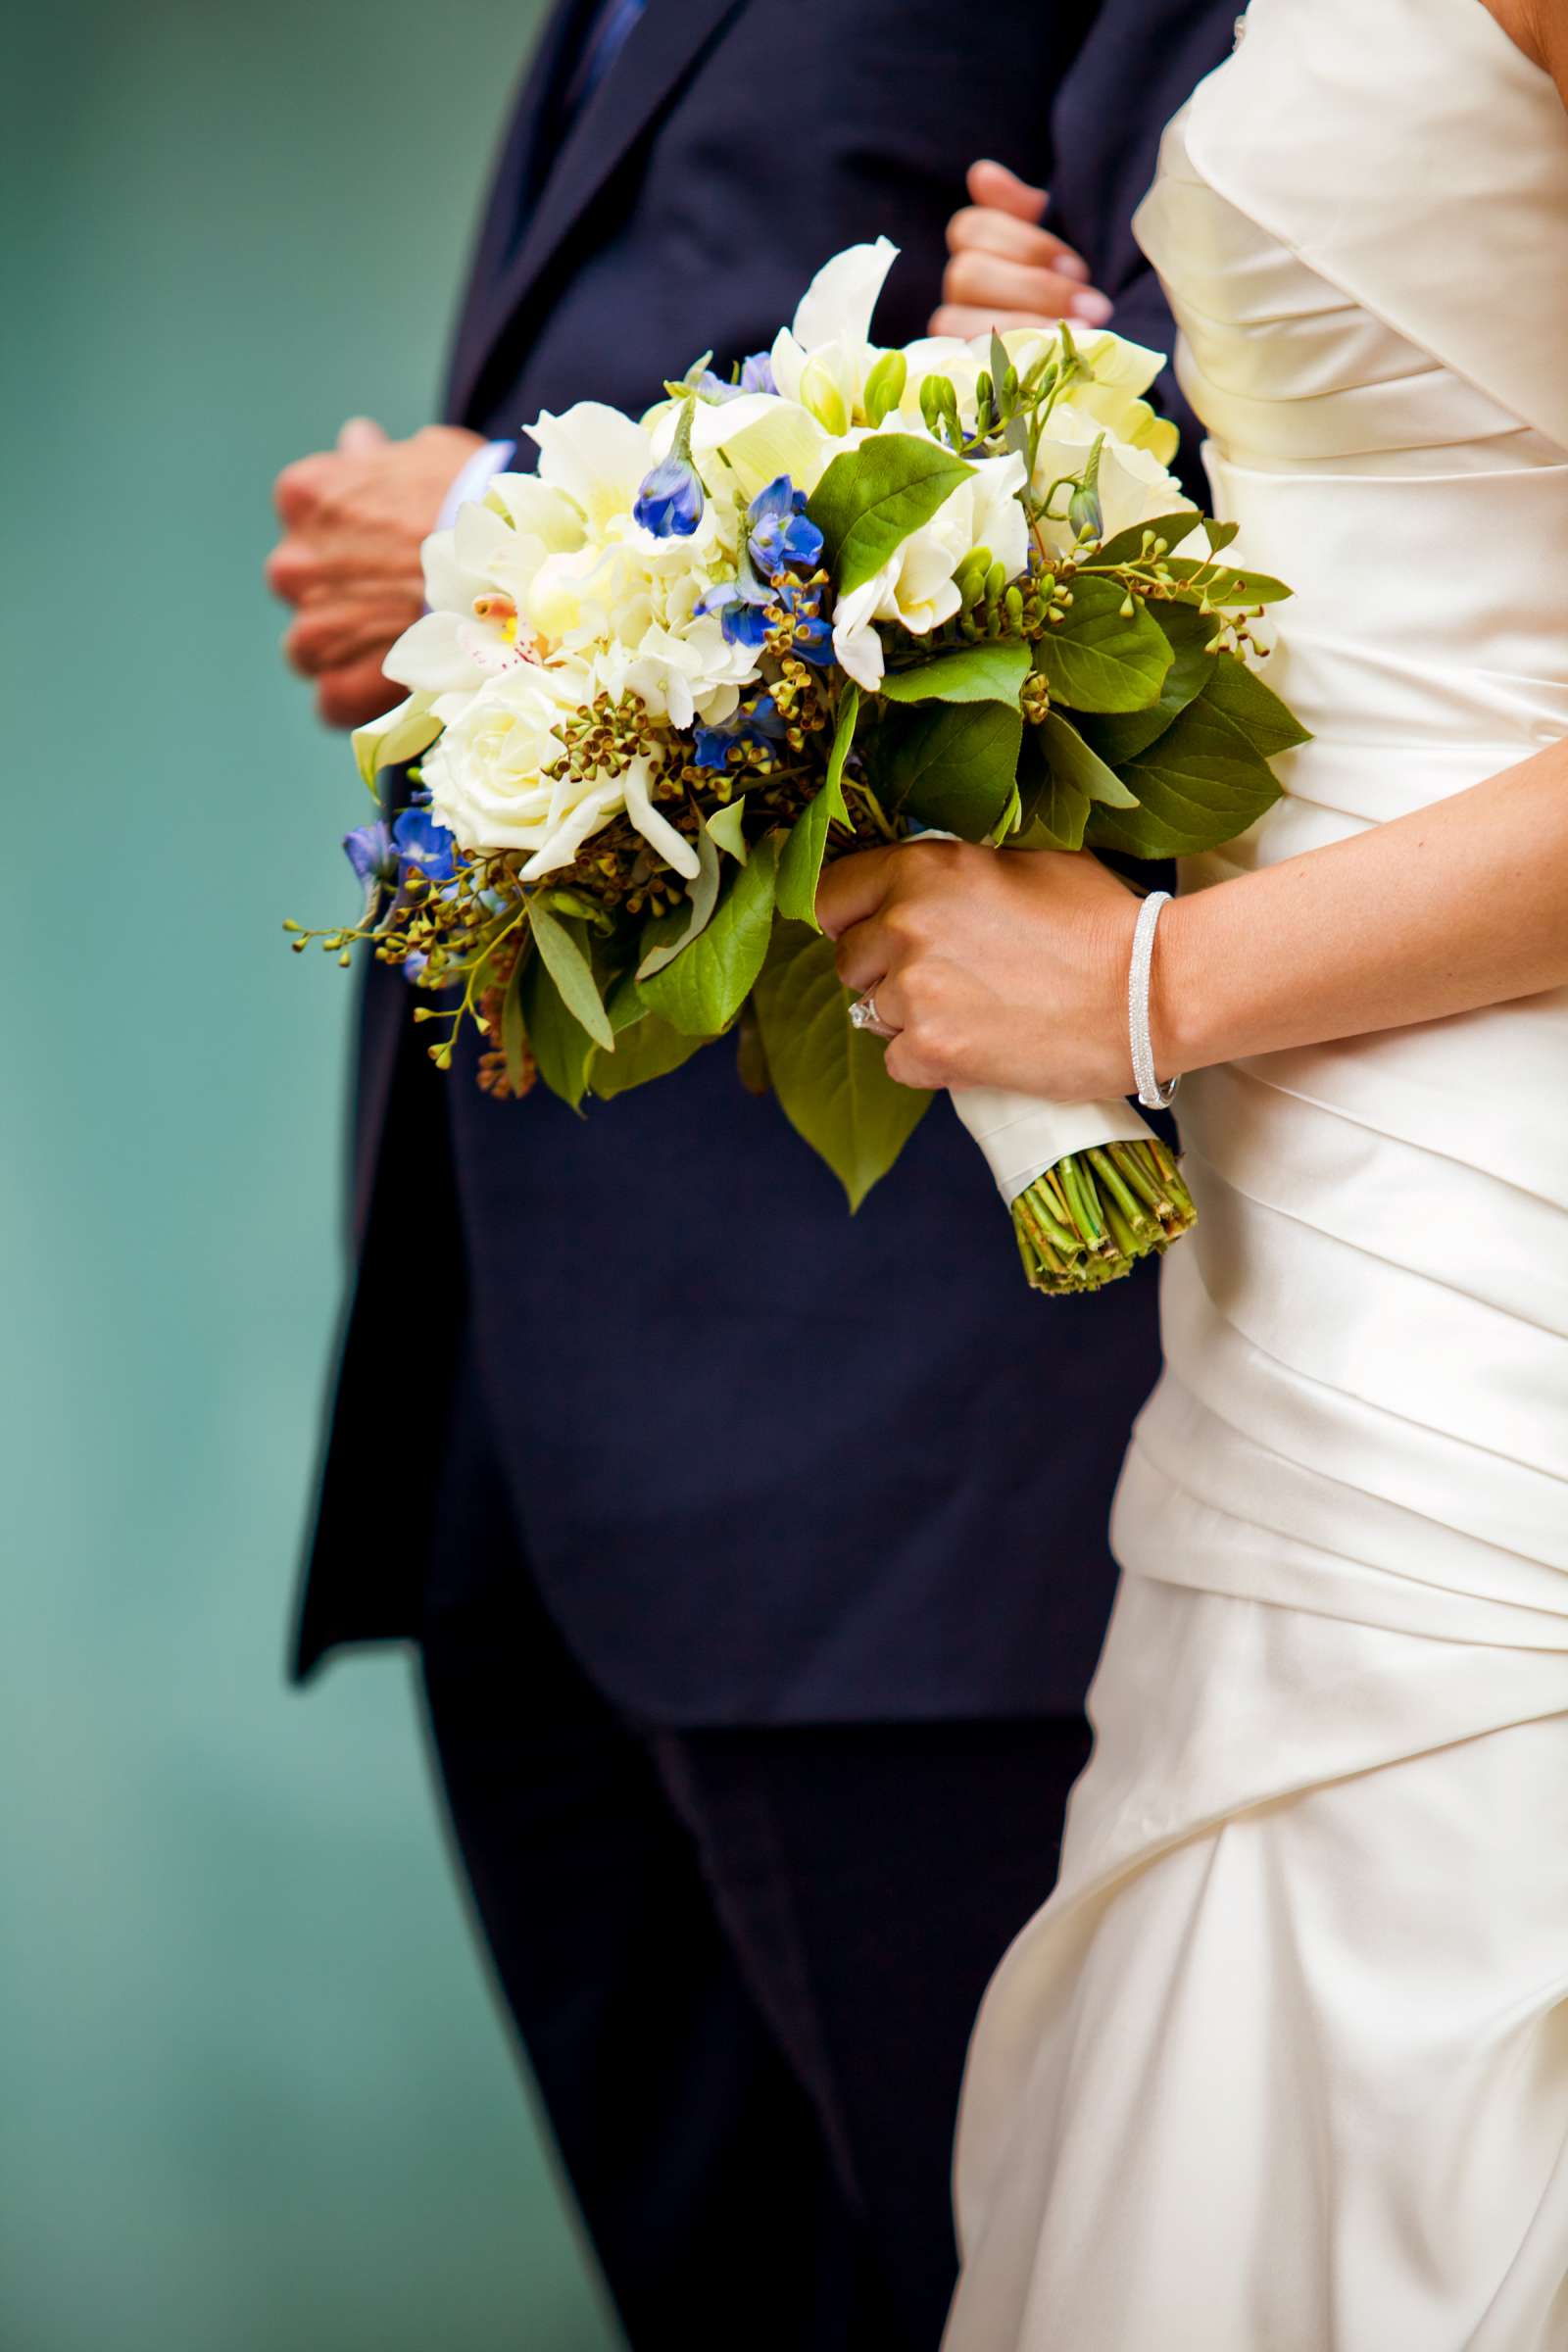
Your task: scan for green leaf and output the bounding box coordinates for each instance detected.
[808,433,973,596]
[1024,706,1133,837]
[637,832,780,1037]
[706,799,750,861]
[750,920,932,1209]
[1090,508,1202,569]
[1082,601,1220,765]
[776,688,858,928]
[501,956,530,1092]
[1200,648,1311,760]
[1085,690,1284,859]
[588,1009,708,1099]
[519,951,596,1108]
[1032,574,1173,713]
[882,699,1022,838]
[528,901,613,1050]
[988,782,1022,846]
[1163,558,1292,605]
[1014,728,1090,852]
[879,641,1031,707]
[636,828,722,981]
[600,962,654,1037]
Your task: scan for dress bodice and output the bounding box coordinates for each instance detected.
[1139,103,1562,477]
[1105,0,1568,1632]
[1127,0,1568,840]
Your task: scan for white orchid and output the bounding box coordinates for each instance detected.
[382,499,545,698]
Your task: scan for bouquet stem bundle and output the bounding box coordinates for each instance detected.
[1012,1137,1195,1295]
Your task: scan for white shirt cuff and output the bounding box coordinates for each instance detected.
[438,438,516,531]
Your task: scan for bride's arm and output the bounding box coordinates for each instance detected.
[815,733,1568,1102]
[1157,735,1568,1077]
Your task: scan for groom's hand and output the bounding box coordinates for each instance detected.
[267,418,484,728]
[934,161,1113,336]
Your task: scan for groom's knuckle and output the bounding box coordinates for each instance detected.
[945,250,990,304]
[283,622,322,676]
[274,456,325,523]
[265,540,312,601]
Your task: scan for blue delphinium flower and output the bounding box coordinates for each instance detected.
[343,818,396,914]
[789,614,834,665]
[634,400,705,536]
[695,568,771,649]
[747,476,823,577]
[344,818,394,884]
[692,693,789,772]
[695,476,828,655]
[392,806,457,883]
[697,350,778,404]
[402,953,430,985]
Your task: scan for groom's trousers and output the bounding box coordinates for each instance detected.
[418,1345,1092,2352]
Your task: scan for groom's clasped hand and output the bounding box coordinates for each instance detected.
[267,417,483,728]
[934,159,1114,338]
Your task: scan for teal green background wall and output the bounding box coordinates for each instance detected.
[3,7,620,2347]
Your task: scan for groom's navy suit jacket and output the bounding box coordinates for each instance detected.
[295,0,1238,1721]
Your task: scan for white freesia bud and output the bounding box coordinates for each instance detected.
[798,353,851,436]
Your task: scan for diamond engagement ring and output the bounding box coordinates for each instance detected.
[849,993,897,1040]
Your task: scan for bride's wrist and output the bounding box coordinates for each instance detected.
[1146,888,1224,1083]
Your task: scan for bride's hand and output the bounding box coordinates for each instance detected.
[816,842,1142,1099]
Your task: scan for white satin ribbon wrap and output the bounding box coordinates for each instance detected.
[949,1088,1155,1206]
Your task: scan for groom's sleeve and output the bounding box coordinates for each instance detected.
[1045,0,1242,497]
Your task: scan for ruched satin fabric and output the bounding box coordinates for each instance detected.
[945,4,1568,2344]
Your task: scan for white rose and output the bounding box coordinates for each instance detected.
[1030,404,1189,559]
[423,660,700,884]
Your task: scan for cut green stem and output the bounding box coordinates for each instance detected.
[1010,1141,1198,1297]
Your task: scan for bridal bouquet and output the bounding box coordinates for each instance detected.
[290,240,1304,1294]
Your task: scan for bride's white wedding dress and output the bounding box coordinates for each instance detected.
[944,2,1568,2345]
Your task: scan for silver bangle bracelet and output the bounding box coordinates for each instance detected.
[1128,889,1179,1110]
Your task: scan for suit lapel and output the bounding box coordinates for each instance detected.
[450,0,750,423]
[444,0,589,416]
